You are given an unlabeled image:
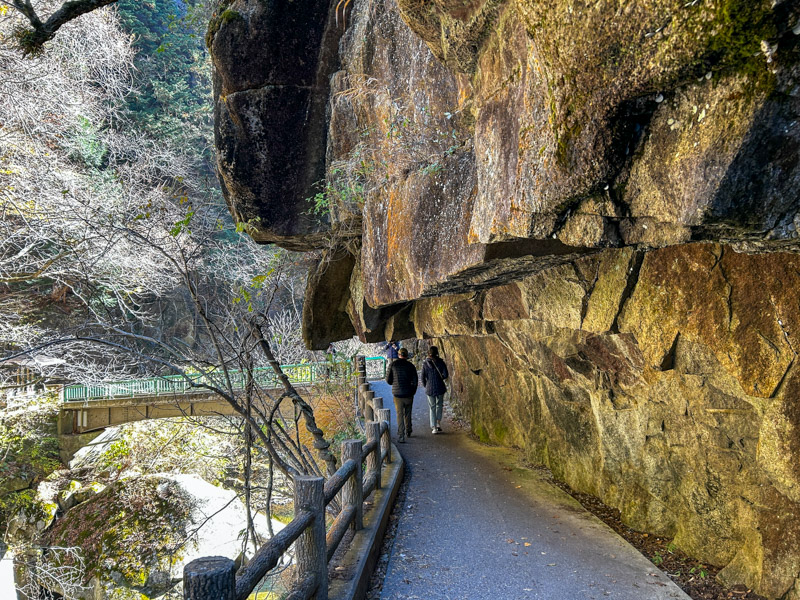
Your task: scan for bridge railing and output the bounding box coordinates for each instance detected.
[61,357,387,403]
[183,357,395,600]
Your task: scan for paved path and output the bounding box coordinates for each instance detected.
[373,381,690,600]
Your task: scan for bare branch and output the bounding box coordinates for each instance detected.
[10,0,119,54]
[251,319,339,477]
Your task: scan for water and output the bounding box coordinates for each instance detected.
[0,544,17,598]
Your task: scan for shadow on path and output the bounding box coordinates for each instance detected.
[372,381,689,600]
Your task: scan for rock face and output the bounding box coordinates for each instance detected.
[210,0,800,596]
[212,0,800,264]
[412,244,800,598]
[209,0,343,249]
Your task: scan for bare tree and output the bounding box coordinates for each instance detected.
[14,545,90,599]
[1,0,346,566]
[2,0,119,54]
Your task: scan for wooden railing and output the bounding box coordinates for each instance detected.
[183,356,395,600]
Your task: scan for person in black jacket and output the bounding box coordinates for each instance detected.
[421,346,449,434]
[385,347,418,442]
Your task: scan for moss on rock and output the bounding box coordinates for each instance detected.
[47,476,194,590]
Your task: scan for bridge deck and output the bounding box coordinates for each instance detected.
[58,357,386,434]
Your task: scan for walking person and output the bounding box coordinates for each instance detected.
[421,346,448,434]
[385,347,417,443]
[384,340,400,366]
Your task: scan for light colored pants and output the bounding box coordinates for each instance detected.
[427,394,444,428]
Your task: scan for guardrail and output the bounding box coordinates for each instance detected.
[183,356,396,600]
[61,356,387,403]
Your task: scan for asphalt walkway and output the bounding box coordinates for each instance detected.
[372,381,690,600]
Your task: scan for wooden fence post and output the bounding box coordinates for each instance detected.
[359,383,370,417]
[341,439,364,531]
[363,389,375,421]
[183,556,236,600]
[373,396,383,411]
[377,408,392,464]
[294,475,327,600]
[366,421,381,491]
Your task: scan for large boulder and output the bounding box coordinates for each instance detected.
[47,473,282,597]
[209,0,343,249]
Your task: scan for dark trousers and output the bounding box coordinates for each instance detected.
[393,396,413,439]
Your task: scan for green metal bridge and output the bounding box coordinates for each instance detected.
[61,357,387,403]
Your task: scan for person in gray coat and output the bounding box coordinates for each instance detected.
[421,346,448,434]
[385,347,418,442]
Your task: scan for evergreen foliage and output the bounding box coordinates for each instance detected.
[116,0,213,161]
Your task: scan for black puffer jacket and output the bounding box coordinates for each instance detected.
[385,358,418,398]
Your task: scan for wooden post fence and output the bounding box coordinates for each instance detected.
[341,439,364,532]
[363,389,375,421]
[358,383,370,418]
[185,431,393,600]
[184,557,236,600]
[294,476,327,600]
[377,408,392,464]
[184,364,398,600]
[365,421,381,493]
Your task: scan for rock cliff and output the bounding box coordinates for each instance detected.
[209,0,800,596]
[414,244,800,598]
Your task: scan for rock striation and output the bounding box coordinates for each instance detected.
[210,0,800,596]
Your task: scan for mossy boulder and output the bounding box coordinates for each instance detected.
[0,396,62,538]
[47,475,194,594]
[3,489,58,544]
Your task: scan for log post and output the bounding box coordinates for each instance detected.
[377,408,392,464]
[183,557,236,600]
[363,389,375,421]
[341,439,364,531]
[366,421,381,491]
[372,396,383,412]
[359,383,370,416]
[294,475,327,600]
